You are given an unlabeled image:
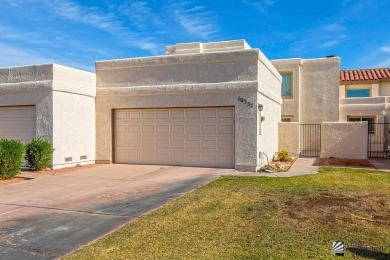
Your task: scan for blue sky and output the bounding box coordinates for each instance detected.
[0,0,389,72]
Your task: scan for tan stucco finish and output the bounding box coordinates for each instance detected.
[321,122,368,159]
[278,122,299,158]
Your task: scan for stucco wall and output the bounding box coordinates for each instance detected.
[0,64,96,169]
[271,59,301,122]
[96,45,280,171]
[51,64,96,169]
[300,58,340,124]
[257,55,283,167]
[321,122,368,159]
[0,65,54,143]
[339,97,386,122]
[278,122,299,158]
[379,82,390,96]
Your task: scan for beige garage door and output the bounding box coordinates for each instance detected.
[0,106,36,143]
[115,107,235,168]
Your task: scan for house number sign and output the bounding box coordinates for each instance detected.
[238,96,254,108]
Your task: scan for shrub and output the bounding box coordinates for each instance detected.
[0,139,25,179]
[25,138,54,170]
[277,149,292,162]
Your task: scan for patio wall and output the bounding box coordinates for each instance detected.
[321,122,368,159]
[278,122,368,160]
[278,122,299,158]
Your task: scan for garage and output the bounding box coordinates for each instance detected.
[114,107,235,168]
[0,106,36,143]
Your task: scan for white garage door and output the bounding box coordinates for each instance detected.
[115,107,235,168]
[0,106,36,143]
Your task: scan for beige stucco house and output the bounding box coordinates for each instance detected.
[271,57,340,124]
[0,64,96,169]
[339,68,390,124]
[95,40,282,172]
[0,40,282,172]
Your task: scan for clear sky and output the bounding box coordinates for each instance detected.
[0,0,389,72]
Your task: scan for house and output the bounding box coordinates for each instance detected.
[270,57,340,124]
[339,68,390,124]
[0,40,282,172]
[0,64,96,169]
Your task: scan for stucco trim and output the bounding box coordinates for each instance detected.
[97,81,259,96]
[0,81,53,93]
[96,49,259,70]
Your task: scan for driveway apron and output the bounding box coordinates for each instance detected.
[0,164,231,259]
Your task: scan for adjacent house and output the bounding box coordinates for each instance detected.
[0,64,96,169]
[339,68,390,124]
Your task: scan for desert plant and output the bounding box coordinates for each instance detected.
[25,138,54,170]
[276,149,292,162]
[0,139,25,179]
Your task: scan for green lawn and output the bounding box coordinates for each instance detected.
[65,168,390,259]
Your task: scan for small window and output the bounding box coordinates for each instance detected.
[281,73,292,97]
[347,116,375,133]
[346,89,370,98]
[281,116,293,122]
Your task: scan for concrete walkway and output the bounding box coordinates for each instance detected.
[228,158,320,177]
[286,158,319,175]
[369,158,390,171]
[0,164,231,259]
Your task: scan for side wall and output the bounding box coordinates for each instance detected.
[321,122,368,159]
[257,52,283,166]
[52,64,96,169]
[270,59,301,122]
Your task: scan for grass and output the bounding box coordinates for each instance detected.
[65,168,390,259]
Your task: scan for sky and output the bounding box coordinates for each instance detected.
[0,0,389,72]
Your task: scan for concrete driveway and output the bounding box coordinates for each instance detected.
[0,164,232,259]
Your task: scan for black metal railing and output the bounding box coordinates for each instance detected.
[299,124,321,157]
[368,123,390,158]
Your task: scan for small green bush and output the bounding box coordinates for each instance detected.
[277,149,292,162]
[25,138,54,170]
[0,139,25,179]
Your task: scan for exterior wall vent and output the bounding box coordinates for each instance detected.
[80,155,87,160]
[65,157,72,162]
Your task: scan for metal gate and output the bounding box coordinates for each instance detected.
[299,124,321,157]
[368,123,390,158]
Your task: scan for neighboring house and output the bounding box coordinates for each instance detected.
[0,64,96,169]
[271,57,340,124]
[339,68,390,124]
[0,40,282,172]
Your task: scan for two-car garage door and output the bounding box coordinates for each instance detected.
[0,107,36,143]
[115,107,235,168]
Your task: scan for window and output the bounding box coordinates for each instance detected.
[281,73,292,97]
[281,116,293,122]
[346,88,370,98]
[347,116,375,133]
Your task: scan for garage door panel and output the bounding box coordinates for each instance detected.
[115,107,234,168]
[0,107,36,144]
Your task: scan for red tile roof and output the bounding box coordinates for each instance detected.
[340,68,390,82]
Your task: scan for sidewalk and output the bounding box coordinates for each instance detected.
[225,158,319,177]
